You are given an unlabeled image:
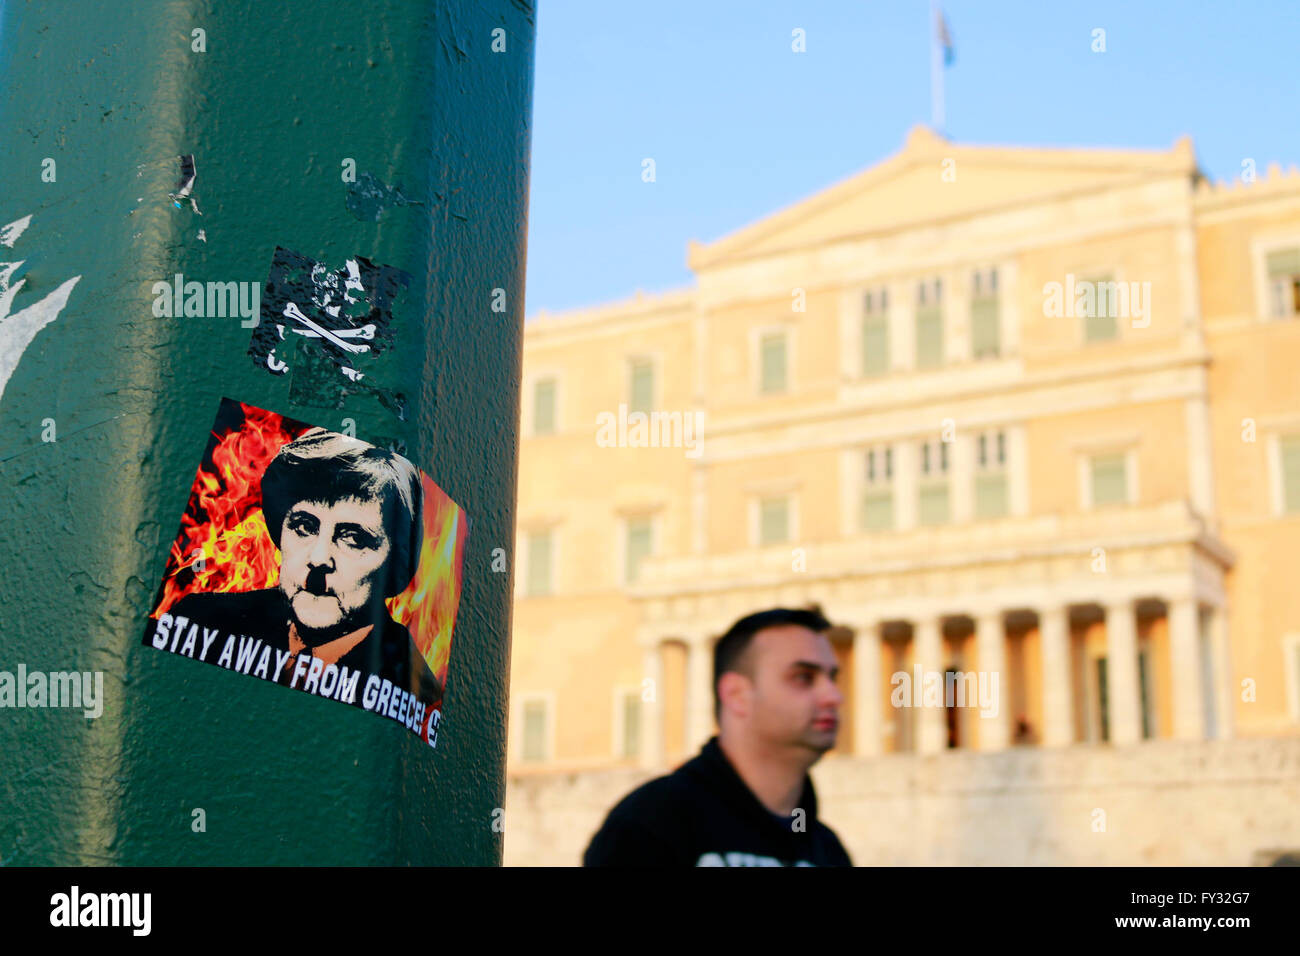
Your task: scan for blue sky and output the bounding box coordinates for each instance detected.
[524,0,1300,316]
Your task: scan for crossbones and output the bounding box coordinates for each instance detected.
[282,301,372,354]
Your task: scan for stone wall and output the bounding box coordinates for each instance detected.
[503,738,1300,866]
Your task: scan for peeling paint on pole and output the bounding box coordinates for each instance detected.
[0,215,82,405]
[346,172,421,222]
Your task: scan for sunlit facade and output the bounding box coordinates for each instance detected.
[509,127,1300,774]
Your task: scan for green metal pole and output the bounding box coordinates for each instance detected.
[0,0,533,865]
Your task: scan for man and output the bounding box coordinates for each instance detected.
[168,428,440,707]
[584,607,852,866]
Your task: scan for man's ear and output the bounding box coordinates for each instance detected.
[717,671,751,720]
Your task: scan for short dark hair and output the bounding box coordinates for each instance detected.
[260,428,423,598]
[713,607,831,719]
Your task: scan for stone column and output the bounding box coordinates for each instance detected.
[685,634,715,754]
[1209,603,1236,740]
[1040,604,1074,746]
[640,641,665,769]
[1105,599,1142,745]
[975,611,1010,751]
[853,621,883,756]
[1168,595,1206,740]
[914,616,946,754]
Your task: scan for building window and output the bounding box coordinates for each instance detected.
[629,358,654,414]
[526,529,553,597]
[1089,452,1128,507]
[971,267,1000,358]
[974,430,1008,519]
[760,331,788,394]
[917,439,950,526]
[522,698,549,763]
[532,378,556,436]
[1281,434,1300,513]
[624,516,653,585]
[1081,272,1119,342]
[1266,247,1300,318]
[861,445,894,531]
[915,278,944,369]
[758,495,790,545]
[619,691,641,759]
[862,288,890,377]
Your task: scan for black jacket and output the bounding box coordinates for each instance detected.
[583,736,852,867]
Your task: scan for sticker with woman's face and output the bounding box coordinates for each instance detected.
[140,398,469,745]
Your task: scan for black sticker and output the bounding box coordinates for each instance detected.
[248,247,412,416]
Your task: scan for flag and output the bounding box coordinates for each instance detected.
[936,8,955,67]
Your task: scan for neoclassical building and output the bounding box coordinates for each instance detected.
[508,127,1300,775]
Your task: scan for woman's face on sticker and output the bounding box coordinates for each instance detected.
[277,496,392,636]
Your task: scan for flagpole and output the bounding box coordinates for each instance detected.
[930,0,944,133]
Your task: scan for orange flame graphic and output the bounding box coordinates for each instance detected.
[151,400,467,700]
[155,403,300,614]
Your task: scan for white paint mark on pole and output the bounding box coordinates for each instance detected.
[0,216,82,404]
[1,215,32,248]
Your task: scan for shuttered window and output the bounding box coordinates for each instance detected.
[915,438,950,525]
[862,446,893,530]
[625,518,652,584]
[915,278,944,369]
[1082,273,1119,342]
[760,332,788,393]
[522,699,548,762]
[975,473,1008,519]
[759,496,790,545]
[862,288,890,376]
[862,315,889,376]
[971,297,1000,358]
[629,359,654,414]
[918,483,950,525]
[527,530,553,596]
[1266,248,1300,277]
[533,378,556,435]
[1267,249,1300,317]
[621,693,641,759]
[916,307,943,368]
[974,430,1008,519]
[862,490,893,530]
[1282,434,1300,513]
[1090,453,1128,506]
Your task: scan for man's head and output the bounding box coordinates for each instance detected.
[260,429,422,641]
[713,607,842,756]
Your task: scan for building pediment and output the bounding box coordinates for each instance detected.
[687,126,1198,270]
